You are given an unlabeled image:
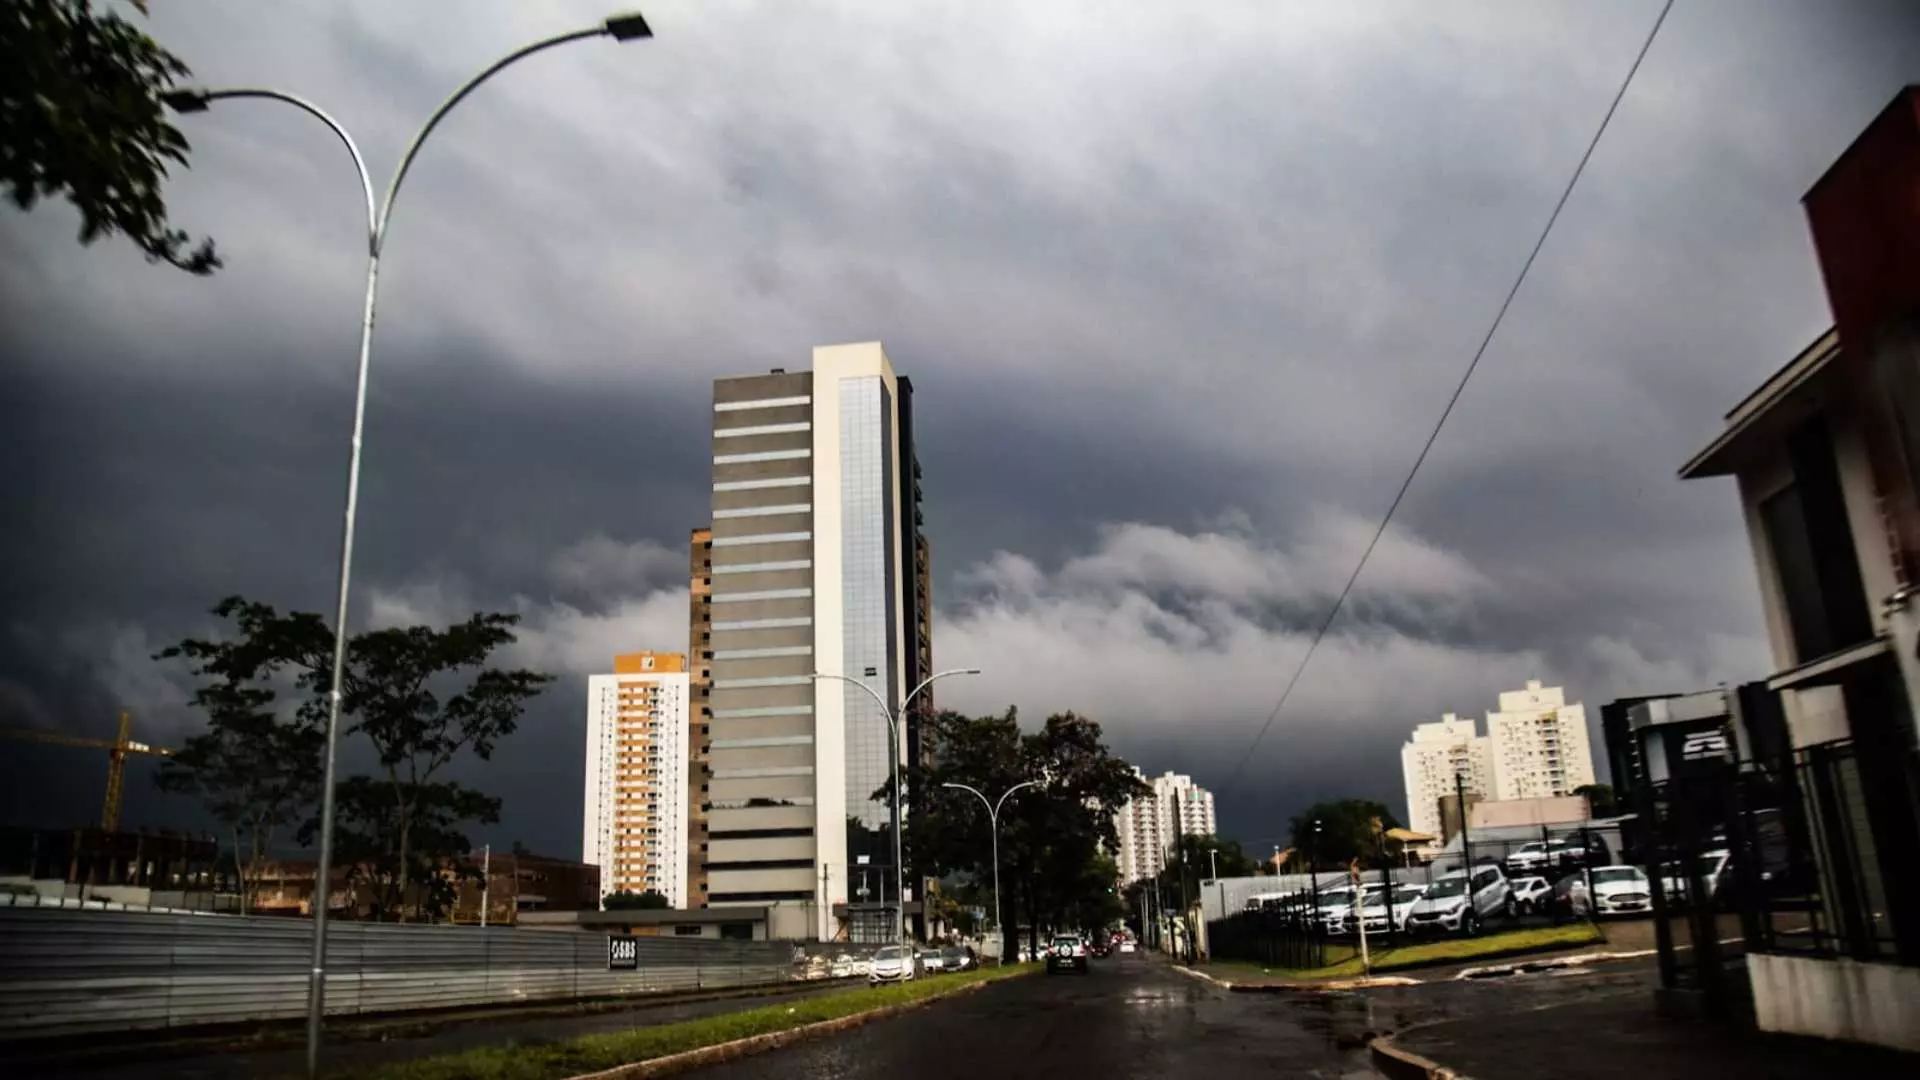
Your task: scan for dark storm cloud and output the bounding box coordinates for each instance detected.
[4,0,1919,854]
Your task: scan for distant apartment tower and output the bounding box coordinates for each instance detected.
[703,343,930,942]
[1113,770,1218,884]
[583,651,690,907]
[1400,713,1495,843]
[687,529,714,907]
[1486,679,1596,800]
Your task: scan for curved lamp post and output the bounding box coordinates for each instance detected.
[814,667,980,948]
[941,779,1039,960]
[162,14,653,1078]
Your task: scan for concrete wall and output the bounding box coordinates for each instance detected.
[1750,952,1920,1051]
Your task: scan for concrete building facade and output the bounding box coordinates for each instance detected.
[1486,679,1597,801]
[1400,713,1495,845]
[702,343,929,942]
[583,652,690,907]
[687,529,714,907]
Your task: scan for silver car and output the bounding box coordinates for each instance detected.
[868,944,919,985]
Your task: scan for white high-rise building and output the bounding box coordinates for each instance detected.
[1486,679,1596,801]
[1114,770,1218,884]
[584,651,691,907]
[1400,713,1495,842]
[702,343,935,942]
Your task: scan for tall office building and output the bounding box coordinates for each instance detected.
[1400,713,1495,843]
[702,342,930,942]
[583,651,690,907]
[1486,679,1597,800]
[687,529,714,907]
[1113,770,1218,884]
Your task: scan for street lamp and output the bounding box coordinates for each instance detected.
[814,667,980,949]
[163,14,652,1078]
[941,779,1040,962]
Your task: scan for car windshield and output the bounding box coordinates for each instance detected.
[1425,877,1470,899]
[1517,842,1545,853]
[875,946,911,961]
[1592,867,1645,885]
[1320,889,1354,907]
[1517,877,1545,889]
[1392,886,1425,904]
[919,950,942,958]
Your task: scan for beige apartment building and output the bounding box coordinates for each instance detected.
[582,651,690,907]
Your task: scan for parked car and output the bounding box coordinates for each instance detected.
[1321,885,1372,935]
[1510,875,1552,914]
[1661,849,1733,908]
[1570,865,1653,917]
[918,948,950,974]
[1046,934,1090,974]
[869,944,920,985]
[1504,841,1551,875]
[1384,883,1429,931]
[1404,865,1514,936]
[1547,834,1613,871]
[1314,886,1359,932]
[942,945,977,972]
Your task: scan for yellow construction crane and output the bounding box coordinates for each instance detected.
[0,712,175,831]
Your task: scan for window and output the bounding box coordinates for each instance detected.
[674,924,703,936]
[1759,419,1875,665]
[709,890,812,903]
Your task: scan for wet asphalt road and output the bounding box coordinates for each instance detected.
[684,953,1384,1079]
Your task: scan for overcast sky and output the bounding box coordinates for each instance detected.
[4,1,1918,857]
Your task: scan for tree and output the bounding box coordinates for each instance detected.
[1287,799,1403,870]
[158,596,549,922]
[2,1,219,273]
[153,646,325,914]
[603,889,670,911]
[907,708,1148,962]
[1574,783,1618,818]
[338,614,549,919]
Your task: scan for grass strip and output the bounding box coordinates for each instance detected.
[1204,922,1605,982]
[331,964,1037,1080]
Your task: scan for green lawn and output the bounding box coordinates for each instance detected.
[1203,922,1605,982]
[330,965,1036,1080]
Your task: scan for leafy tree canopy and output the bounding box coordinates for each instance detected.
[1287,798,1403,870]
[2,1,219,272]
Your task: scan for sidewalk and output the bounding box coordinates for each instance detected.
[1374,991,1920,1079]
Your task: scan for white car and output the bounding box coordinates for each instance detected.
[1404,864,1514,935]
[1382,883,1428,931]
[1314,886,1359,932]
[1572,865,1653,917]
[868,944,919,985]
[1661,849,1731,906]
[1504,841,1551,875]
[1510,875,1552,914]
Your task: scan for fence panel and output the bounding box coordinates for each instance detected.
[0,909,813,1041]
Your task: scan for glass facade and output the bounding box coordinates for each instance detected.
[839,376,900,933]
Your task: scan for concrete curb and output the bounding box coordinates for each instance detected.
[1451,948,1653,981]
[562,975,1019,1080]
[1170,964,1420,992]
[1369,1030,1467,1080]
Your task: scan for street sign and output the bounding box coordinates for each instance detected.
[607,935,639,970]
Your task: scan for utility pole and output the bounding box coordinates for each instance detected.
[1456,772,1475,873]
[479,844,491,928]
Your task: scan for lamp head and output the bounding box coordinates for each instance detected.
[604,12,653,40]
[160,89,211,113]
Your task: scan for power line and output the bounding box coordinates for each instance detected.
[1223,0,1675,797]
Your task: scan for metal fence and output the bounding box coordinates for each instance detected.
[0,908,803,1041]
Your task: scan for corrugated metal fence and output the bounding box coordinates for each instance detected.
[0,908,800,1040]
